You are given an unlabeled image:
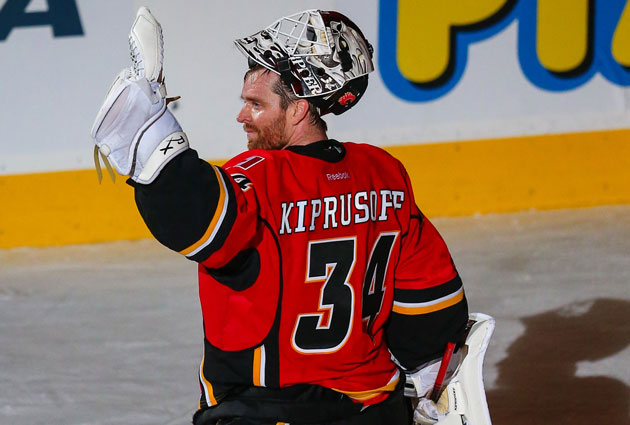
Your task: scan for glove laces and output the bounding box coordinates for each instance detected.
[128,36,144,78]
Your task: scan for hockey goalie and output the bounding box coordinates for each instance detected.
[89,6,497,425]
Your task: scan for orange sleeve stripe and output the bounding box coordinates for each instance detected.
[179,166,227,257]
[392,289,464,315]
[253,346,262,387]
[199,354,218,406]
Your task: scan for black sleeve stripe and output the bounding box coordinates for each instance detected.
[179,166,230,257]
[187,167,238,263]
[394,274,463,304]
[393,275,464,315]
[131,150,224,253]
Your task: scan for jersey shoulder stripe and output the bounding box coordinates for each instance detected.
[394,274,463,303]
[393,286,464,315]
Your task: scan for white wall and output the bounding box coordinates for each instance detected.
[0,0,628,175]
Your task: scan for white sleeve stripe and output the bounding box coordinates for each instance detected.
[393,287,464,309]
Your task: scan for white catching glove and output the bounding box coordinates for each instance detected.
[90,7,188,184]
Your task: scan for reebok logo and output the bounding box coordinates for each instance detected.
[326,172,350,181]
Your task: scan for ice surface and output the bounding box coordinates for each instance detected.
[1,206,629,425]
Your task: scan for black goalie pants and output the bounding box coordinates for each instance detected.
[192,384,413,425]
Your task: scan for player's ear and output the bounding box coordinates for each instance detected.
[288,99,310,126]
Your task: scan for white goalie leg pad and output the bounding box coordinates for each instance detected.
[90,70,188,183]
[436,312,495,425]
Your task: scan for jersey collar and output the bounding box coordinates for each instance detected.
[285,139,346,163]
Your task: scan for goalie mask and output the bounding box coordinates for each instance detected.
[234,9,374,116]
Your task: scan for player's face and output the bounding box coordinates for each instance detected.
[237,69,289,150]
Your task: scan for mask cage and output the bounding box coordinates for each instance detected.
[265,10,333,58]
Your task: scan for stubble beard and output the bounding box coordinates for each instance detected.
[246,115,288,151]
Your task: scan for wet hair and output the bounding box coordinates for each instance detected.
[244,65,328,132]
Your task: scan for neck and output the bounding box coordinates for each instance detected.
[283,125,327,148]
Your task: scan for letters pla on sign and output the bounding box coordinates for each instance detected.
[378,0,630,101]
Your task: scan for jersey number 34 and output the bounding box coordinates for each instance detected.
[292,233,399,354]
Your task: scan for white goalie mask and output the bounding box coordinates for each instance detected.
[234,9,374,116]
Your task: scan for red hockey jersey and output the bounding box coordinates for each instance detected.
[143,140,467,407]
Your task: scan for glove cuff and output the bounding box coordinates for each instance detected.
[132,130,189,184]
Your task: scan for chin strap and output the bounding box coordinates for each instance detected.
[276,56,294,87]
